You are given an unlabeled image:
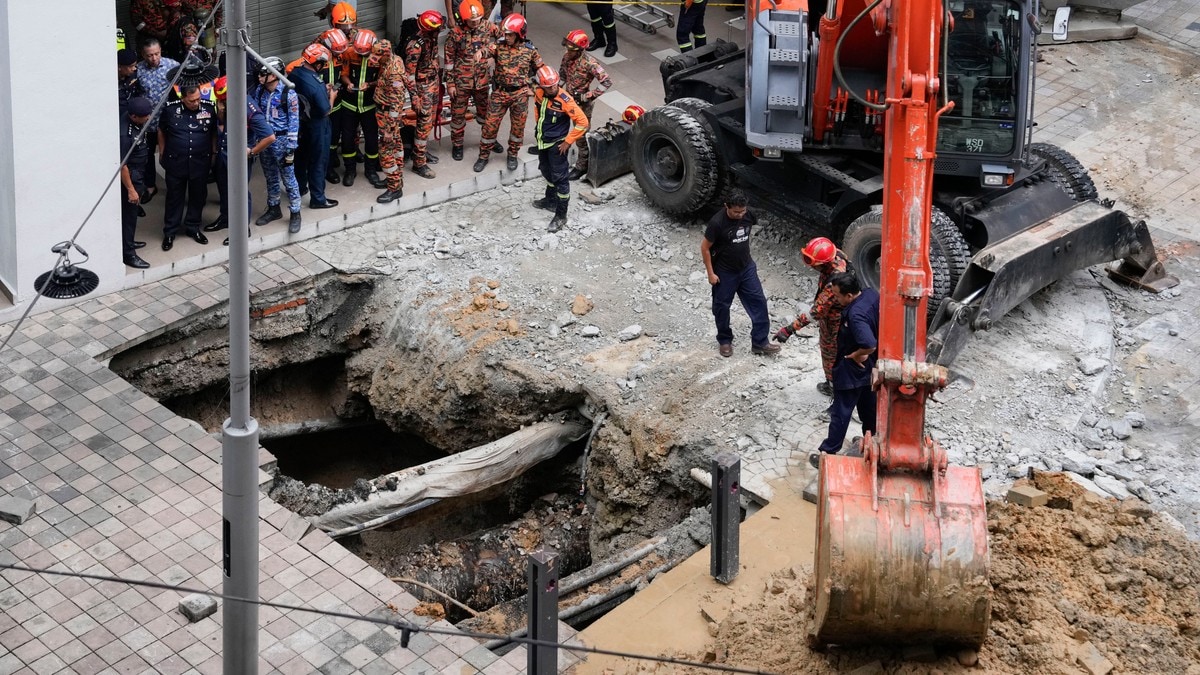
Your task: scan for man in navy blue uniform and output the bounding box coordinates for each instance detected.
[291,43,339,210]
[158,84,218,250]
[812,272,880,467]
[119,97,153,269]
[700,189,780,358]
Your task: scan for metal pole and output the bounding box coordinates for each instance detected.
[527,549,559,675]
[711,453,740,584]
[222,1,259,672]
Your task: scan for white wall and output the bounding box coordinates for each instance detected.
[0,1,122,306]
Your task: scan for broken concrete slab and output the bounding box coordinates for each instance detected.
[1074,640,1114,675]
[1077,355,1108,376]
[1064,472,1111,500]
[179,594,218,623]
[0,496,35,525]
[1093,473,1133,500]
[1007,485,1050,508]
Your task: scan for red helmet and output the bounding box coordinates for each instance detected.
[802,237,838,265]
[623,105,646,124]
[351,29,378,55]
[320,28,350,55]
[459,0,485,21]
[536,65,559,88]
[418,10,445,32]
[331,2,356,26]
[213,75,228,101]
[302,43,332,65]
[563,29,589,50]
[501,13,527,38]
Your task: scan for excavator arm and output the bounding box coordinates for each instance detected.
[811,0,992,648]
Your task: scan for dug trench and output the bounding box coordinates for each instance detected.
[108,269,720,632]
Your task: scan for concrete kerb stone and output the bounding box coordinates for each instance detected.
[0,495,36,524]
[178,593,217,623]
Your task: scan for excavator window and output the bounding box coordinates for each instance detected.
[937,0,1022,156]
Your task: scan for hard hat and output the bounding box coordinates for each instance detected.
[213,75,228,100]
[802,237,838,265]
[417,10,445,32]
[459,0,485,21]
[258,55,286,78]
[623,104,646,124]
[563,29,589,50]
[351,29,378,55]
[367,39,393,67]
[536,65,559,88]
[320,28,350,54]
[331,1,356,25]
[501,13,527,38]
[302,43,332,65]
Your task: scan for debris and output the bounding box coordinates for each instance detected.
[571,294,594,316]
[1074,641,1114,675]
[581,325,601,337]
[618,325,643,342]
[179,594,218,623]
[1092,473,1133,500]
[1007,484,1049,508]
[0,496,35,525]
[1078,356,1108,375]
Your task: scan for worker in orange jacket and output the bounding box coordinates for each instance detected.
[529,65,588,233]
[774,236,852,396]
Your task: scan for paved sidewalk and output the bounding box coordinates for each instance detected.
[0,246,581,674]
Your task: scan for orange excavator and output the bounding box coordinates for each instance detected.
[596,0,1174,648]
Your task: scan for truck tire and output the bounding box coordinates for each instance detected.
[841,206,968,314]
[1030,142,1098,202]
[667,97,727,206]
[631,105,719,215]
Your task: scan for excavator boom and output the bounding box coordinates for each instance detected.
[811,0,992,648]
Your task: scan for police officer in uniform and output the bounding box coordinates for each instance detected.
[120,97,154,268]
[117,49,144,118]
[158,84,218,250]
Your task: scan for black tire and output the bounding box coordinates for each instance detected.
[630,105,719,215]
[668,97,727,206]
[1030,142,1098,202]
[841,206,969,314]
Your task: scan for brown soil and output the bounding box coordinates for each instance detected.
[634,474,1200,674]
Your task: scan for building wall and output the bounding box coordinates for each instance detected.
[0,1,122,305]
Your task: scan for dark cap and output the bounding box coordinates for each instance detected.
[118,48,138,66]
[128,97,153,117]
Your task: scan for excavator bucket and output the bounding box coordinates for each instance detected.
[585,119,634,187]
[812,439,991,648]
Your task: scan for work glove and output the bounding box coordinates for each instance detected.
[773,325,794,343]
[283,151,294,167]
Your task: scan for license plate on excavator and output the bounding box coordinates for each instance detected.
[812,444,992,648]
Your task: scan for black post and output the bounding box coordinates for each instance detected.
[527,549,560,675]
[711,453,741,584]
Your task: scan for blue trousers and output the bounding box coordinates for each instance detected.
[677,2,708,51]
[261,141,301,213]
[538,142,570,217]
[711,263,769,347]
[295,118,331,204]
[217,154,255,224]
[818,386,877,453]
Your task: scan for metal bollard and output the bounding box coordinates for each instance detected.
[711,453,741,584]
[527,549,560,675]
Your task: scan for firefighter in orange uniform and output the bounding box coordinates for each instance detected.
[474,13,545,173]
[530,66,588,233]
[372,40,409,203]
[773,236,852,396]
[444,0,500,162]
[558,29,612,180]
[405,10,445,179]
[339,28,385,188]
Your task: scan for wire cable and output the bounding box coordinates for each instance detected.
[0,562,780,674]
[0,0,226,356]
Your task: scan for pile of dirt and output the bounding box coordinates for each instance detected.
[651,473,1200,674]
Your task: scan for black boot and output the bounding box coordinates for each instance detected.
[532,195,557,212]
[288,211,302,234]
[376,188,403,203]
[327,159,341,184]
[413,164,436,179]
[586,34,606,51]
[426,149,439,165]
[364,158,386,189]
[473,156,489,173]
[548,202,568,232]
[567,167,586,181]
[255,204,282,226]
[342,158,357,187]
[452,145,464,161]
[604,26,618,57]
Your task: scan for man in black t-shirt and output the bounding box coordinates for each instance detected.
[700,190,780,358]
